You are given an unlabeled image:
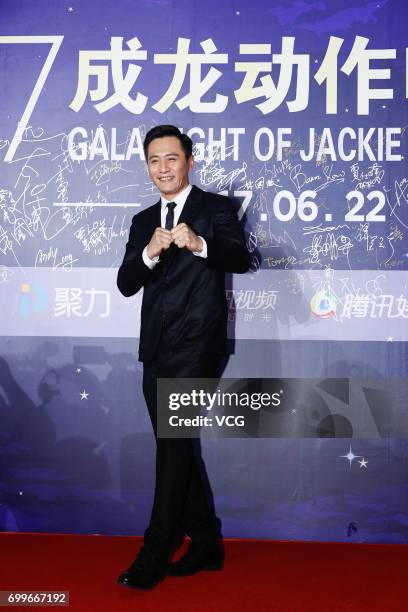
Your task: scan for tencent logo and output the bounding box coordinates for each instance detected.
[310,287,339,319]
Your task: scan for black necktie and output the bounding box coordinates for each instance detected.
[165,201,176,230]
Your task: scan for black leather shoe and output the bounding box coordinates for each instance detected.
[117,546,168,589]
[167,540,224,576]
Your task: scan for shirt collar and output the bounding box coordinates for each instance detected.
[161,183,192,209]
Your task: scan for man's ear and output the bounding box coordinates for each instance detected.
[188,155,194,171]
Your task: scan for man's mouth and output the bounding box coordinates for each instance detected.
[159,176,173,182]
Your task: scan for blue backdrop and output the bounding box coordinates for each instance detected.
[1,0,408,543]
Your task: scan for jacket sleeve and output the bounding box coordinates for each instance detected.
[117,214,152,297]
[205,197,251,274]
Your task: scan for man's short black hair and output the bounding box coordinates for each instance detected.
[143,125,193,161]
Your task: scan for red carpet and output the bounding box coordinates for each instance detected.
[0,533,407,611]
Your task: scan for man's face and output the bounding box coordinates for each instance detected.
[147,136,194,200]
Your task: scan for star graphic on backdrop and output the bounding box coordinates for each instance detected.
[76,367,81,373]
[80,390,89,400]
[386,336,393,342]
[359,458,368,468]
[340,445,362,469]
[68,7,74,12]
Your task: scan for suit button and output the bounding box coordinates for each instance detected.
[165,276,169,283]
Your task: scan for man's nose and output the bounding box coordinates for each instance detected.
[158,159,169,172]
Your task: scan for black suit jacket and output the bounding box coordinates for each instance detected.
[117,185,251,362]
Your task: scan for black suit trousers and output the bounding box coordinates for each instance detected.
[142,346,221,555]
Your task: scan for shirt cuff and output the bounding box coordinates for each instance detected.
[142,245,159,269]
[193,236,207,258]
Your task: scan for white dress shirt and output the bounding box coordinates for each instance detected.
[142,184,208,269]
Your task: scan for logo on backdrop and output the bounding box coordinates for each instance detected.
[20,283,47,317]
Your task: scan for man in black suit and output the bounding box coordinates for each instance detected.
[116,125,250,589]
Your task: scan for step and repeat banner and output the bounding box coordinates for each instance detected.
[1,0,408,542]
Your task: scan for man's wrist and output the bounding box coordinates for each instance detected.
[193,236,207,258]
[142,245,159,269]
[194,237,203,253]
[146,244,157,259]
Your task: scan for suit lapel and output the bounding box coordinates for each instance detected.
[177,185,203,228]
[142,200,161,235]
[154,199,161,228]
